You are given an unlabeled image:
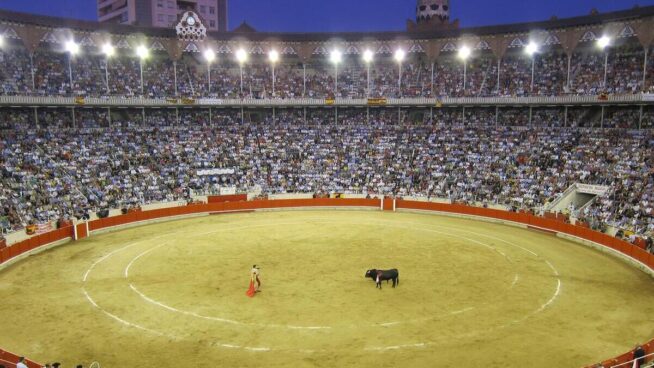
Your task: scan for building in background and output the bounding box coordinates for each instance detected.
[407,0,458,32]
[98,0,227,31]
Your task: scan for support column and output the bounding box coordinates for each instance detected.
[34,107,39,129]
[600,105,605,129]
[107,107,111,127]
[303,63,306,97]
[367,106,370,124]
[643,48,649,91]
[175,107,179,125]
[304,107,307,123]
[30,53,36,91]
[528,106,533,126]
[564,106,568,127]
[142,107,146,125]
[335,107,338,125]
[461,106,465,125]
[430,61,435,96]
[495,106,499,127]
[639,105,643,129]
[496,58,501,94]
[173,61,178,96]
[71,107,76,129]
[209,107,212,125]
[566,54,572,90]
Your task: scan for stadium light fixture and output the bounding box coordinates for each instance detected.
[268,49,279,63]
[362,49,374,64]
[457,46,471,60]
[525,42,539,56]
[597,36,611,49]
[235,48,248,95]
[65,40,79,55]
[330,50,342,65]
[268,50,280,97]
[363,50,374,97]
[136,45,149,59]
[0,35,4,48]
[394,49,406,97]
[204,49,216,63]
[236,48,248,64]
[394,49,406,63]
[101,43,115,57]
[204,49,215,94]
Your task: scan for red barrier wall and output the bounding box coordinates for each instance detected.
[0,226,73,266]
[207,194,247,203]
[0,348,42,368]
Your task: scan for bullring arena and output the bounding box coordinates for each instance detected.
[1,0,654,367]
[1,200,654,367]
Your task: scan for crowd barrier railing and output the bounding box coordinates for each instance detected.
[0,198,652,367]
[0,94,651,108]
[0,348,42,368]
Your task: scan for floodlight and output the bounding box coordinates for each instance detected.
[458,46,471,60]
[525,42,538,56]
[268,49,279,63]
[394,49,406,63]
[330,50,342,64]
[101,43,114,57]
[0,36,4,47]
[362,49,374,63]
[65,40,79,55]
[236,48,248,63]
[597,36,611,49]
[136,45,149,59]
[204,49,215,62]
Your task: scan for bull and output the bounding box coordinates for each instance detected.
[365,269,399,289]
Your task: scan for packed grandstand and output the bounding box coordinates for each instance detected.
[0,5,652,246]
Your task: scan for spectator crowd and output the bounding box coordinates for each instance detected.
[0,107,652,242]
[0,40,652,99]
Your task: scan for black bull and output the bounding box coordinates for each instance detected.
[365,269,399,289]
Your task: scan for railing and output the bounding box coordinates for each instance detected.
[0,94,650,108]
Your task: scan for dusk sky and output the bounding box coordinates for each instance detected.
[0,0,653,32]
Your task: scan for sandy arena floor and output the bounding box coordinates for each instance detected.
[0,210,653,367]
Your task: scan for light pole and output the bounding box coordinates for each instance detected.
[362,49,373,97]
[394,49,405,97]
[525,42,539,93]
[204,49,215,95]
[330,50,342,96]
[458,46,471,92]
[597,36,611,89]
[64,40,79,92]
[236,48,248,96]
[101,43,114,95]
[136,45,149,96]
[268,49,279,97]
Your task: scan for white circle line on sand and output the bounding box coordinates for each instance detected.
[362,219,562,352]
[83,214,562,352]
[83,286,272,352]
[123,219,543,331]
[129,282,330,330]
[122,219,510,329]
